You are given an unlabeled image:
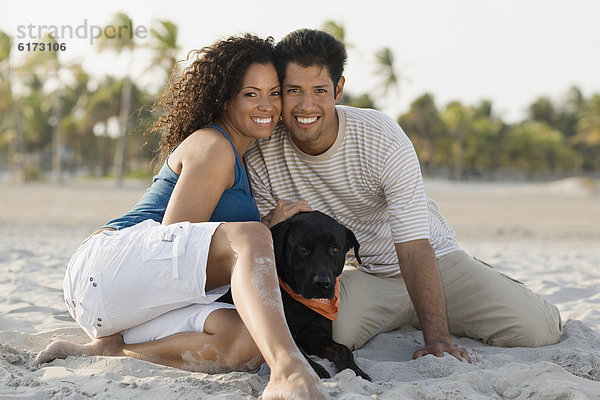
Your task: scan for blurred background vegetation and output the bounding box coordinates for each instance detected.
[1,17,599,185]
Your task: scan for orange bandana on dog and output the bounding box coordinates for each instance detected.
[278,277,340,321]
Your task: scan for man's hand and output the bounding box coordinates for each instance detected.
[395,239,472,364]
[413,341,471,363]
[261,199,312,228]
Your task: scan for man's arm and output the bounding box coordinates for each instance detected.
[395,239,471,362]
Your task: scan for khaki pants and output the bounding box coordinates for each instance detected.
[332,250,562,350]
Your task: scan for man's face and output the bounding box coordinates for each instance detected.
[281,63,344,155]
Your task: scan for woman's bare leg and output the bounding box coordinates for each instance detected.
[36,310,261,373]
[37,222,326,399]
[118,309,263,372]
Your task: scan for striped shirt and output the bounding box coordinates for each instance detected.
[246,106,459,277]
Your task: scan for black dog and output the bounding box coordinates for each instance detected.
[270,211,371,381]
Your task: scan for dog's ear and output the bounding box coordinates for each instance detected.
[345,227,362,265]
[270,220,290,269]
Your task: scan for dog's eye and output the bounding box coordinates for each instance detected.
[296,245,306,254]
[331,246,340,254]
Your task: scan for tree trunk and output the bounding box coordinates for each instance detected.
[100,122,111,176]
[10,97,26,183]
[452,130,463,180]
[7,71,26,183]
[427,137,436,174]
[114,78,131,186]
[51,86,62,183]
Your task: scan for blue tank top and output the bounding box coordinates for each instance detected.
[103,124,260,230]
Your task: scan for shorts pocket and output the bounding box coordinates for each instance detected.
[142,222,192,279]
[67,269,113,338]
[142,230,172,260]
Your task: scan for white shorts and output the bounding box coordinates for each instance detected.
[63,219,236,343]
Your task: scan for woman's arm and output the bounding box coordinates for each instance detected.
[163,129,235,225]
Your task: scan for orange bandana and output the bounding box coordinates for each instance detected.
[278,277,340,321]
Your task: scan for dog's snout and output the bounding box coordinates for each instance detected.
[312,275,332,290]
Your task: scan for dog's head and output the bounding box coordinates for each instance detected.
[270,211,361,300]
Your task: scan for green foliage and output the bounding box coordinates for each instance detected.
[528,96,556,126]
[437,100,505,178]
[321,20,347,45]
[398,94,446,173]
[1,19,599,183]
[149,20,180,78]
[340,92,376,109]
[400,91,592,179]
[571,94,600,170]
[0,14,176,182]
[0,30,11,62]
[97,12,137,54]
[502,122,577,177]
[374,47,399,96]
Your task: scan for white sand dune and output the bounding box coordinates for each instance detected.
[1,178,599,399]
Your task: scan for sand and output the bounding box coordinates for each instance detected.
[1,177,599,399]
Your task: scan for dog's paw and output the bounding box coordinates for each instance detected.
[354,367,372,381]
[309,360,331,379]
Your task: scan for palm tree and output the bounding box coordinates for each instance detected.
[399,94,444,174]
[573,95,600,146]
[441,101,470,180]
[474,99,493,119]
[504,122,576,177]
[528,96,556,127]
[374,47,399,96]
[321,20,349,46]
[556,86,586,138]
[97,12,137,186]
[571,94,600,170]
[19,34,63,182]
[84,76,123,176]
[59,64,92,174]
[149,20,180,81]
[339,92,376,109]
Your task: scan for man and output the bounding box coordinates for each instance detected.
[246,29,562,361]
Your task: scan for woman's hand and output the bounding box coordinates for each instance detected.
[262,199,313,228]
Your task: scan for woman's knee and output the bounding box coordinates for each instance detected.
[225,221,272,248]
[204,309,263,371]
[228,324,263,370]
[207,222,273,285]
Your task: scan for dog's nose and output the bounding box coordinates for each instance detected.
[312,275,332,290]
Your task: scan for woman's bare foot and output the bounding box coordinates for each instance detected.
[36,334,125,364]
[262,362,329,400]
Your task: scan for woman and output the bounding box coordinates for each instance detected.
[36,34,324,400]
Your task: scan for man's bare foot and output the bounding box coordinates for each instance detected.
[36,334,125,364]
[262,364,329,400]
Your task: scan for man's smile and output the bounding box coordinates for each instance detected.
[295,116,319,126]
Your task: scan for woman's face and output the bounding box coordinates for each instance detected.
[222,63,281,141]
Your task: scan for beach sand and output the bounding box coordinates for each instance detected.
[1,177,599,399]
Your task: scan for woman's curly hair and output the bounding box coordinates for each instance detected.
[150,34,276,158]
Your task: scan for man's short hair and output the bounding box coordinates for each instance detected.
[275,29,347,87]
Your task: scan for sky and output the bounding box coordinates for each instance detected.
[3,0,600,123]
